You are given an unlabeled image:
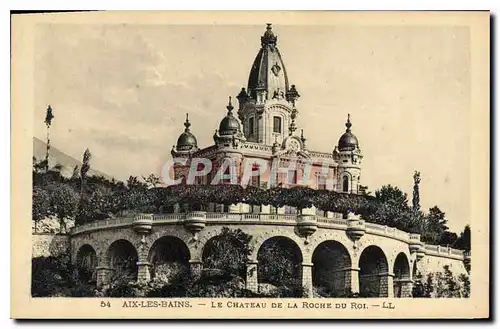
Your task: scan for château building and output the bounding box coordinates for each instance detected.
[170,24,364,215]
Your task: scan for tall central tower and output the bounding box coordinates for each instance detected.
[236,24,300,145]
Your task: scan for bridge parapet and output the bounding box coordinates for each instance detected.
[69,212,466,262]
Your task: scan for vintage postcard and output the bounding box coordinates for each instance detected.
[11,11,489,319]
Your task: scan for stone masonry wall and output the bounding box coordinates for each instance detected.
[32,233,70,258]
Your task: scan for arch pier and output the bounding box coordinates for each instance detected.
[70,211,470,297]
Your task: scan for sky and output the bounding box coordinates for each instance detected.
[33,23,471,232]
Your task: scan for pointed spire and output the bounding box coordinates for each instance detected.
[184,113,191,132]
[345,113,352,132]
[226,96,234,115]
[288,107,298,136]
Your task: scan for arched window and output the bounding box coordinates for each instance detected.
[248,117,255,136]
[273,116,282,133]
[342,176,349,192]
[250,164,260,187]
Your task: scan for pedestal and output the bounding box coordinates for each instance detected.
[240,203,250,213]
[137,261,151,283]
[260,205,270,214]
[345,267,360,295]
[301,262,313,297]
[96,266,114,287]
[189,260,203,280]
[379,272,395,297]
[246,261,258,292]
[394,279,413,298]
[228,204,240,213]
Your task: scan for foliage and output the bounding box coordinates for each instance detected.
[412,266,470,298]
[455,225,471,251]
[31,255,95,297]
[31,158,466,252]
[412,171,421,213]
[257,238,302,287]
[202,228,252,278]
[49,184,79,233]
[32,186,51,232]
[421,206,450,244]
[361,185,415,231]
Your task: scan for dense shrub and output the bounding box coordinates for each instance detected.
[31,255,95,297]
[412,266,470,298]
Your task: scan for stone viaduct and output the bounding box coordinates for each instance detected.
[69,207,470,298]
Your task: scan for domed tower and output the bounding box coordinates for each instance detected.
[236,24,301,145]
[171,113,198,156]
[170,113,198,185]
[333,114,363,194]
[213,97,246,148]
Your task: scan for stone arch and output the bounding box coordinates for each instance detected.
[71,236,102,265]
[257,235,303,286]
[250,228,305,261]
[75,244,97,282]
[306,232,354,263]
[191,227,228,261]
[312,240,352,297]
[358,245,389,297]
[148,235,191,280]
[106,239,139,281]
[146,226,195,261]
[393,252,411,298]
[201,228,250,279]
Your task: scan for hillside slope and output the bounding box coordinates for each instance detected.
[33,136,113,180]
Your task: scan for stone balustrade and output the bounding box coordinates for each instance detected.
[70,211,466,262]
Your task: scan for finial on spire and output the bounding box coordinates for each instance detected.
[226,96,234,114]
[184,113,191,132]
[261,23,277,46]
[345,113,352,131]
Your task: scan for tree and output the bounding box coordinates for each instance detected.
[143,174,161,188]
[421,206,448,244]
[412,171,421,213]
[126,176,147,190]
[80,149,92,197]
[49,184,79,233]
[32,186,51,232]
[202,227,252,278]
[44,105,55,172]
[438,231,458,247]
[456,225,471,251]
[361,185,414,230]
